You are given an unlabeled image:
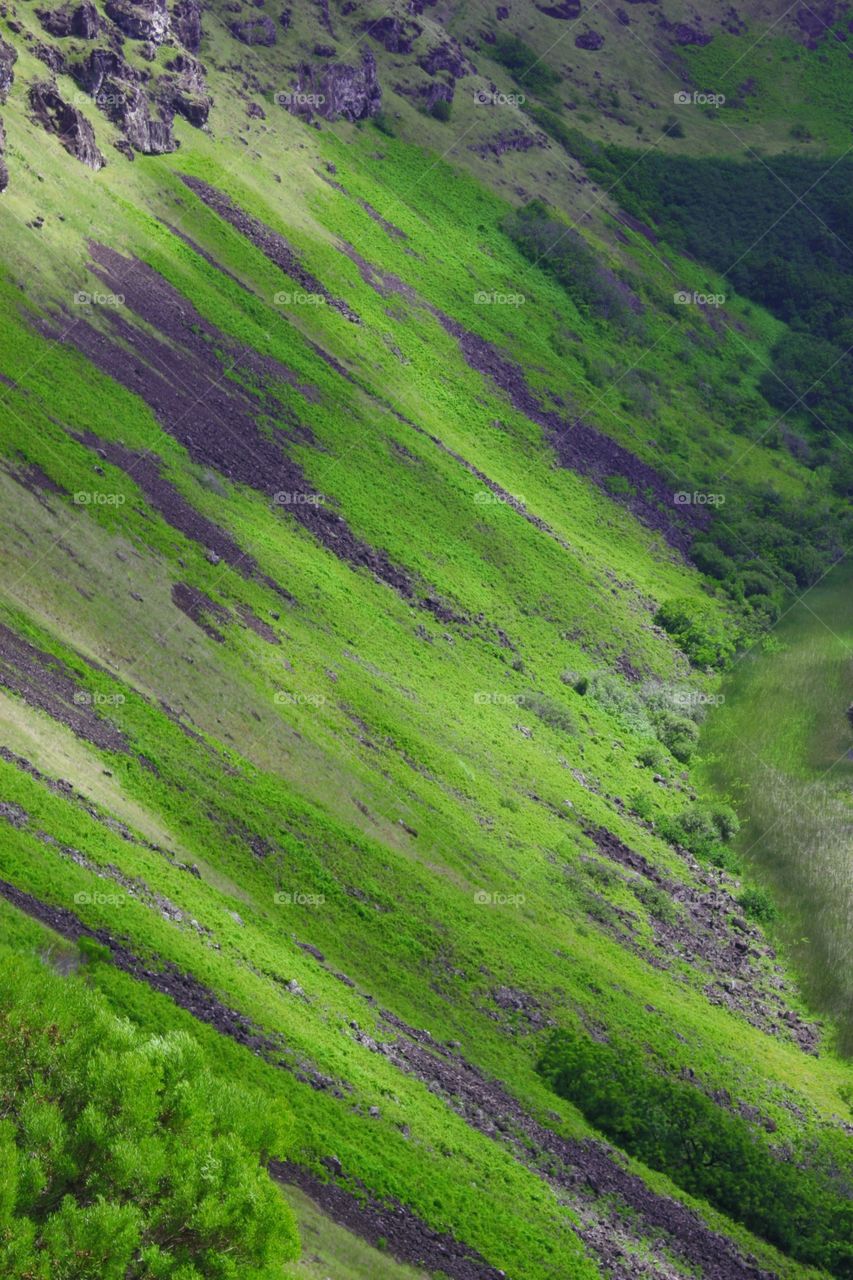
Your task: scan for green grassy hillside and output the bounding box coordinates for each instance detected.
[0,0,851,1276]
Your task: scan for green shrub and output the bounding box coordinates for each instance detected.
[654,597,738,669]
[0,949,298,1279]
[503,201,643,334]
[518,691,576,735]
[490,35,560,98]
[738,885,778,925]
[538,1029,853,1276]
[656,712,700,763]
[429,98,452,122]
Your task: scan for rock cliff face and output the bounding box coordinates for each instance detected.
[229,14,277,45]
[0,36,16,101]
[157,52,211,125]
[292,47,381,121]
[28,80,106,168]
[171,0,202,52]
[36,3,100,38]
[70,48,177,153]
[103,0,170,43]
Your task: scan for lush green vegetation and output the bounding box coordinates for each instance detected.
[539,1028,853,1276]
[0,4,851,1278]
[0,945,298,1280]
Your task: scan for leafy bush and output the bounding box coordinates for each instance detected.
[656,712,700,763]
[429,98,452,122]
[738,885,778,925]
[0,949,298,1280]
[538,1029,853,1276]
[654,597,738,669]
[503,201,643,334]
[518,691,576,735]
[490,35,560,98]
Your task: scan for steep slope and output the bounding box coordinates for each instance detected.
[0,0,851,1277]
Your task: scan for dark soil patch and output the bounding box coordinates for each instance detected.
[7,458,65,506]
[335,241,702,553]
[583,825,820,1051]
[171,582,231,641]
[46,244,461,624]
[72,430,291,598]
[372,1014,777,1280]
[0,621,129,753]
[272,1161,508,1280]
[178,174,361,323]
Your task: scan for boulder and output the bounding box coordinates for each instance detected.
[0,37,16,103]
[158,52,211,125]
[70,50,176,152]
[171,0,202,51]
[291,46,381,121]
[363,15,421,52]
[37,2,99,37]
[418,39,472,76]
[28,80,106,168]
[575,29,604,49]
[35,42,67,72]
[229,14,276,44]
[104,0,170,44]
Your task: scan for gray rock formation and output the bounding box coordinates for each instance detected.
[0,37,17,102]
[158,53,211,125]
[229,15,277,45]
[70,49,176,153]
[171,0,202,52]
[104,0,170,44]
[28,80,105,168]
[291,47,381,121]
[36,3,100,38]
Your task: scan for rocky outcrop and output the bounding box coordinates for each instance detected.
[418,39,473,77]
[0,37,16,102]
[229,14,277,44]
[575,28,605,49]
[536,0,581,15]
[363,15,421,52]
[291,47,381,121]
[71,48,177,152]
[0,116,8,193]
[28,80,105,168]
[35,41,67,72]
[36,2,100,38]
[171,0,202,51]
[157,53,211,125]
[104,0,170,43]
